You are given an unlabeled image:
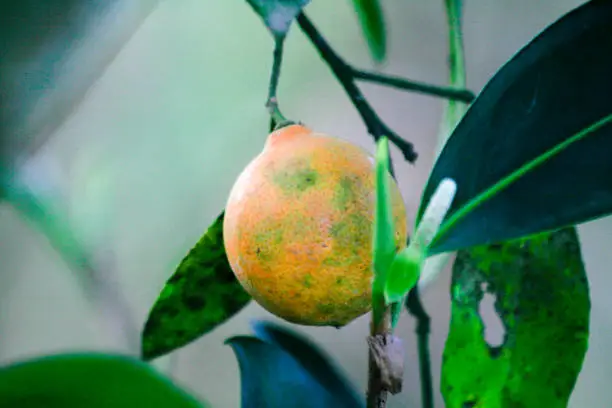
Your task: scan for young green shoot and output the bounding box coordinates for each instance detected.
[372,137,396,324]
[384,178,457,305]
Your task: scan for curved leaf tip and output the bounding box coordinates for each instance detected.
[351,0,387,62]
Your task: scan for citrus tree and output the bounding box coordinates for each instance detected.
[1,0,611,407]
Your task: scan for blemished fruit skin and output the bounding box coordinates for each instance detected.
[223,124,408,327]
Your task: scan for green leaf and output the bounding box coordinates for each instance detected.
[141,211,251,361]
[0,353,205,407]
[246,0,311,39]
[226,323,364,408]
[383,245,422,304]
[441,227,590,407]
[351,0,387,62]
[418,0,612,255]
[372,136,396,294]
[385,177,456,302]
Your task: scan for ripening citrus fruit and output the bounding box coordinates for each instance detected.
[223,124,408,327]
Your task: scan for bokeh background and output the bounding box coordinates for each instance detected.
[1,0,611,407]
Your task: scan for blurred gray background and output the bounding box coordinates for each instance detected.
[1,0,610,407]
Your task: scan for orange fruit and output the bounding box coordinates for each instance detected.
[223,124,408,327]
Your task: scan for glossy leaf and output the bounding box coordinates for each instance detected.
[0,353,205,408]
[250,320,364,407]
[0,1,161,164]
[142,211,251,360]
[227,324,364,408]
[441,227,590,407]
[418,0,612,255]
[246,0,311,39]
[351,0,387,62]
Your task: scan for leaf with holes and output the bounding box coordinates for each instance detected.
[141,211,251,361]
[441,227,590,407]
[0,353,205,408]
[246,0,311,39]
[351,0,387,62]
[418,0,612,255]
[226,323,364,408]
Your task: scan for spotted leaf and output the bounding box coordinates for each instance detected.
[141,211,251,360]
[441,227,590,407]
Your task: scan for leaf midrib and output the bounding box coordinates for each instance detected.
[428,111,612,254]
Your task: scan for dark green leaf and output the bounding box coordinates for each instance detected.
[441,227,590,407]
[418,0,612,255]
[0,353,205,408]
[246,0,311,38]
[351,0,387,62]
[226,331,364,408]
[142,211,251,361]
[250,320,364,407]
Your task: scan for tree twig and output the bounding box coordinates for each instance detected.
[295,12,418,164]
[353,69,474,103]
[406,286,433,408]
[367,294,393,408]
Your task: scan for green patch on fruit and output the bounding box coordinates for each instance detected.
[330,213,370,247]
[333,176,358,211]
[273,164,319,194]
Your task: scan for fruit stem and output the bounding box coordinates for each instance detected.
[266,35,290,129]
